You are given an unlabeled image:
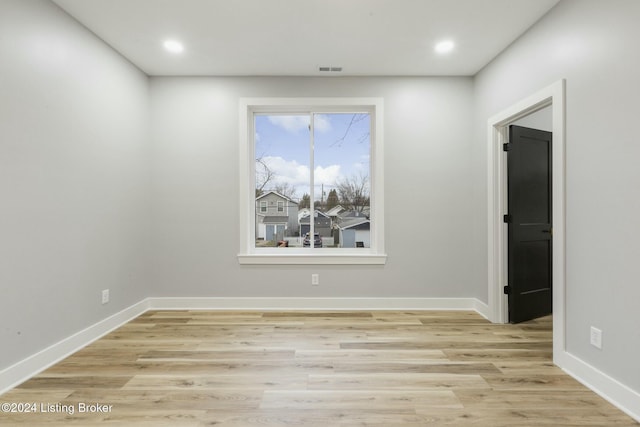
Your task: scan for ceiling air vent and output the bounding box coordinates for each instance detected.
[319,66,342,72]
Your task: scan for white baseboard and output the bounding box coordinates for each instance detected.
[558,351,640,422]
[147,297,484,311]
[473,299,490,320]
[0,299,149,395]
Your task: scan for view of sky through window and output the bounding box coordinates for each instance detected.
[255,113,370,203]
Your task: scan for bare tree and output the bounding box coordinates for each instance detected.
[272,182,298,200]
[255,156,275,197]
[255,156,298,201]
[335,173,370,213]
[331,113,370,147]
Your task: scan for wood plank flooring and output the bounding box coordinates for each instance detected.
[1,311,637,426]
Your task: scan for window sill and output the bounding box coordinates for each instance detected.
[237,253,387,265]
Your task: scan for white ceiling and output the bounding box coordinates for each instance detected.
[52,0,560,77]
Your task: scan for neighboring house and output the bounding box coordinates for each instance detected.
[339,209,369,220]
[338,218,371,248]
[299,210,332,237]
[325,205,346,225]
[297,208,311,223]
[256,191,299,241]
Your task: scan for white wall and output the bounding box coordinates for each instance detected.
[473,0,640,392]
[0,0,150,370]
[512,105,552,132]
[149,77,477,300]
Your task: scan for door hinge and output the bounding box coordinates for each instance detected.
[503,285,511,295]
[503,143,511,152]
[503,214,512,223]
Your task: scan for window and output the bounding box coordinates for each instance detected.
[239,98,386,264]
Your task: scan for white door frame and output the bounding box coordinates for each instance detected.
[487,80,566,363]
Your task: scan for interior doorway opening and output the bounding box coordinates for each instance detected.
[486,80,565,365]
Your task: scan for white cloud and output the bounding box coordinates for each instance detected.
[268,116,309,133]
[313,114,332,133]
[314,164,341,185]
[268,115,332,133]
[257,156,342,198]
[261,156,310,187]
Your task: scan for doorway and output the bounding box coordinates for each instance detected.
[486,80,565,363]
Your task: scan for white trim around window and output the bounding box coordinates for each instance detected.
[238,97,386,265]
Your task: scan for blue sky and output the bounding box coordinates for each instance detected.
[255,113,370,201]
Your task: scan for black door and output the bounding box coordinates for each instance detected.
[506,125,552,323]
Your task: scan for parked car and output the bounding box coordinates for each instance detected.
[303,232,322,247]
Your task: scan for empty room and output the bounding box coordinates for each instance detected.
[1,0,639,425]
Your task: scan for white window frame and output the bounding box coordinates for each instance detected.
[259,201,267,213]
[238,97,386,265]
[277,201,284,213]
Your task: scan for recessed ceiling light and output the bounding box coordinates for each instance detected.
[435,40,455,54]
[163,40,184,54]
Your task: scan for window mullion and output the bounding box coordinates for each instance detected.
[309,112,315,249]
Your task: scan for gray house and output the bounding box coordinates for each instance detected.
[299,210,332,237]
[338,218,371,248]
[325,205,346,223]
[255,191,298,241]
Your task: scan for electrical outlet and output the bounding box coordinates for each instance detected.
[101,289,110,305]
[590,326,602,349]
[311,274,319,286]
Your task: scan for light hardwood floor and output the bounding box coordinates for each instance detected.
[1,311,637,426]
